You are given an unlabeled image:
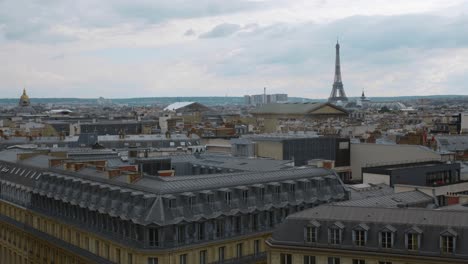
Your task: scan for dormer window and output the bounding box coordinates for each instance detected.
[405,226,422,251]
[207,194,214,207]
[168,199,176,209]
[188,196,195,209]
[379,225,396,249]
[328,222,344,245]
[224,191,232,205]
[305,220,320,243]
[440,228,457,253]
[274,186,281,197]
[242,190,249,202]
[352,224,369,246]
[258,187,265,201]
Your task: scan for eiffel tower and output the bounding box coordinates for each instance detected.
[328,40,348,103]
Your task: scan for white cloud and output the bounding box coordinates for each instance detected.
[0,0,467,98]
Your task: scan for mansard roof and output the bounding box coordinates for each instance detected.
[289,205,468,227]
[0,157,347,226]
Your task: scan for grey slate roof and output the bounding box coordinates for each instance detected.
[171,154,294,172]
[435,135,468,152]
[288,205,468,226]
[334,190,434,208]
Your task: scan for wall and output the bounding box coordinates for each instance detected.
[256,141,283,160]
[363,173,390,185]
[351,143,441,181]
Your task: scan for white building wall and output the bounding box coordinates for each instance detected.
[351,143,442,181]
[363,173,390,185]
[461,113,468,133]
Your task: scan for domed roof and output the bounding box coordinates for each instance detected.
[19,88,31,107]
[20,88,29,101]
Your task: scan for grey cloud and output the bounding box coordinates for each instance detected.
[200,23,242,38]
[115,0,268,24]
[184,29,196,36]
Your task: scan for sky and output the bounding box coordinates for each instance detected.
[1,0,468,99]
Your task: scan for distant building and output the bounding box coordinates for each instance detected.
[351,143,445,181]
[267,205,468,264]
[14,88,36,115]
[244,94,288,106]
[251,102,348,133]
[163,102,211,115]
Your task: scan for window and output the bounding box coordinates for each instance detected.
[207,194,214,208]
[242,190,249,202]
[169,199,176,209]
[147,257,158,264]
[236,243,243,258]
[280,253,292,264]
[305,226,318,243]
[254,239,260,255]
[216,220,225,238]
[199,250,207,264]
[180,254,187,264]
[303,255,316,264]
[188,197,195,209]
[353,230,366,246]
[218,247,225,261]
[224,192,232,205]
[258,188,265,201]
[289,184,296,193]
[352,260,365,264]
[104,243,110,259]
[274,186,281,197]
[234,216,242,233]
[177,226,186,244]
[128,253,133,264]
[115,248,121,264]
[406,233,419,250]
[328,257,340,264]
[149,228,159,247]
[329,228,341,244]
[252,214,259,230]
[197,223,205,241]
[95,240,100,255]
[378,262,392,264]
[441,235,455,253]
[381,231,393,249]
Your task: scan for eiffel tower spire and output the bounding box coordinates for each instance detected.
[328,40,348,103]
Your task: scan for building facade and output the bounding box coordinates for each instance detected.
[267,205,468,264]
[0,152,348,264]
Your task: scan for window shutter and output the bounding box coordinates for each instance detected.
[417,234,421,250]
[304,227,307,242]
[352,230,356,244]
[390,232,394,247]
[378,232,382,247]
[328,229,331,244]
[364,231,368,244]
[404,233,408,249]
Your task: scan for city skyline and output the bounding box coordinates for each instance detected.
[1,0,468,98]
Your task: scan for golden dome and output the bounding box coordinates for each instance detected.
[19,88,31,107]
[20,88,29,100]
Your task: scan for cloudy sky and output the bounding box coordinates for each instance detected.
[1,0,468,99]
